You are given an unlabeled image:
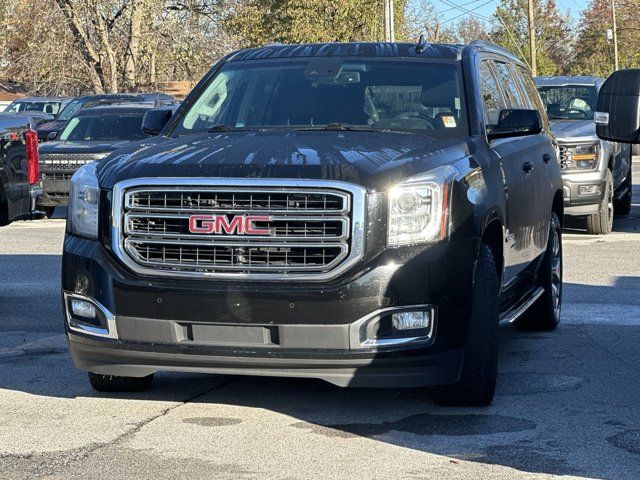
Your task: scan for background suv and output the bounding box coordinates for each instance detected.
[536,76,632,234]
[37,104,154,216]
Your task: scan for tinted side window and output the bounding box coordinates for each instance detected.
[492,62,526,108]
[515,67,543,111]
[479,61,505,126]
[515,66,550,130]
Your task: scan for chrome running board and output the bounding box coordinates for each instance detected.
[499,287,545,326]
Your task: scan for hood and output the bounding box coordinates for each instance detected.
[549,119,597,144]
[39,140,135,155]
[35,120,65,134]
[97,131,472,191]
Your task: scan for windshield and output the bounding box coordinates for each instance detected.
[59,113,146,141]
[537,85,598,120]
[171,58,468,138]
[57,99,83,121]
[3,101,62,115]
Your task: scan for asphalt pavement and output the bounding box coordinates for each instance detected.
[1,164,639,479]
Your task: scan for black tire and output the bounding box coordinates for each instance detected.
[586,169,613,235]
[514,212,562,331]
[41,206,56,218]
[88,372,154,392]
[431,244,499,407]
[614,165,632,216]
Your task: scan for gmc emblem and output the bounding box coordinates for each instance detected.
[188,214,271,235]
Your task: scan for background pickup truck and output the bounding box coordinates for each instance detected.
[0,114,43,226]
[535,76,632,234]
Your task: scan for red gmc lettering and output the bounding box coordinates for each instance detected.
[188,214,271,235]
[188,215,216,233]
[244,216,271,235]
[215,215,244,234]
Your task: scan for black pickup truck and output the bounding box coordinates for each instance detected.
[0,115,42,226]
[62,41,564,406]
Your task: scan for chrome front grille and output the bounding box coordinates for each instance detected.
[112,179,366,281]
[558,146,570,170]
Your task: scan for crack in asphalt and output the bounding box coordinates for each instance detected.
[0,377,235,478]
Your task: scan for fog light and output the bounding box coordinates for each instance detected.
[392,311,431,330]
[71,299,96,319]
[579,185,601,195]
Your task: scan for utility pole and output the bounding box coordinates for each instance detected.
[383,0,395,42]
[527,0,537,76]
[612,0,619,70]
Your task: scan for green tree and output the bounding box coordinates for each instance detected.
[490,0,573,75]
[571,0,640,76]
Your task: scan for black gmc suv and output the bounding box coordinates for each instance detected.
[62,41,564,406]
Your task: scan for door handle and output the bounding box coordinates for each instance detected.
[522,161,534,173]
[543,153,551,163]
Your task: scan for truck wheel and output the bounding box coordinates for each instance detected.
[88,372,154,392]
[514,212,562,331]
[431,244,499,407]
[586,169,613,235]
[41,206,55,218]
[614,168,632,216]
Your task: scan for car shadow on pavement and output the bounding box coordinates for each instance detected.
[2,278,640,479]
[563,211,640,234]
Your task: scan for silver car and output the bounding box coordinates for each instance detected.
[536,76,632,234]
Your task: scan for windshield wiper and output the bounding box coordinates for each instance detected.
[294,123,377,132]
[208,125,238,132]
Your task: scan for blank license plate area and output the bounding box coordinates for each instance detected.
[178,323,279,346]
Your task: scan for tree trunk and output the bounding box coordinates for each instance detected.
[124,0,143,91]
[55,0,105,92]
[149,50,157,86]
[93,3,119,93]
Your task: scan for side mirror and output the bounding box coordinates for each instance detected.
[141,108,173,136]
[595,69,640,143]
[487,109,542,140]
[47,131,58,141]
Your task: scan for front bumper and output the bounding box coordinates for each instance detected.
[38,176,71,207]
[62,234,478,388]
[28,185,46,219]
[562,174,606,216]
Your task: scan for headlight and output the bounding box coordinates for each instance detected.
[68,162,99,239]
[563,143,599,171]
[387,165,457,246]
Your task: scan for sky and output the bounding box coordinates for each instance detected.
[429,0,590,25]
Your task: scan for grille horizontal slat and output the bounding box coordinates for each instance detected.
[125,188,348,214]
[125,214,347,241]
[40,153,109,170]
[118,185,354,277]
[125,240,347,271]
[41,172,73,180]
